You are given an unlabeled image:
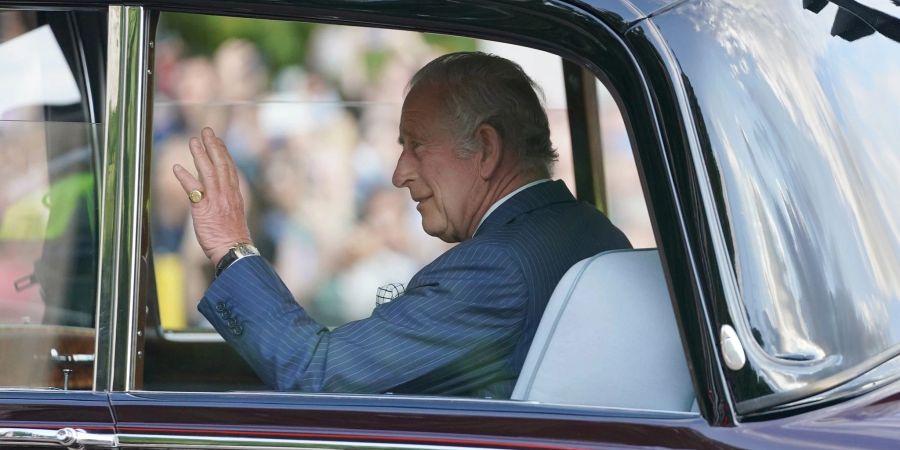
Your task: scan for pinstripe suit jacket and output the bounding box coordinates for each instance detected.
[199,180,630,398]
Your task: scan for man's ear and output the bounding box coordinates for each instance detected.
[475,123,503,180]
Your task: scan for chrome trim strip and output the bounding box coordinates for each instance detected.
[118,434,504,450]
[120,389,701,418]
[94,4,122,392]
[94,4,149,392]
[121,4,150,392]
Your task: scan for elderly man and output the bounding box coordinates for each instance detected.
[173,52,630,398]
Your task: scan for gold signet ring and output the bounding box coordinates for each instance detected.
[188,189,204,204]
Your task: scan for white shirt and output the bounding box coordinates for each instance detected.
[474,179,551,234]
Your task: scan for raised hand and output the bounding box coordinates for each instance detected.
[172,127,252,265]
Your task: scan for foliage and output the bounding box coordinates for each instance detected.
[159,13,314,73]
[159,13,478,77]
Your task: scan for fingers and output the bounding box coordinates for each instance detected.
[172,164,203,199]
[173,128,251,262]
[188,135,218,195]
[201,127,240,189]
[178,127,242,207]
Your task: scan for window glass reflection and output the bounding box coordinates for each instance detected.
[0,10,100,390]
[654,0,900,397]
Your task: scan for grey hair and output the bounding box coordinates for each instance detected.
[407,52,557,176]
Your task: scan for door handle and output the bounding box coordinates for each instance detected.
[0,427,116,448]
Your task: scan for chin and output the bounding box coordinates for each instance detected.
[436,234,460,244]
[421,220,459,243]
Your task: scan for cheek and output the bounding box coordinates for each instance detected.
[435,187,466,227]
[422,154,473,220]
[418,204,448,237]
[424,198,447,224]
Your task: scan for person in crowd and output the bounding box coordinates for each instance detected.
[172,51,631,398]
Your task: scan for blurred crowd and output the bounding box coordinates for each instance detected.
[149,21,654,329]
[151,26,462,329]
[0,12,651,333]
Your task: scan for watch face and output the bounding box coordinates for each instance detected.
[216,243,259,277]
[235,243,259,257]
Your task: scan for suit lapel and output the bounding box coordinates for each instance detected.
[474,180,576,238]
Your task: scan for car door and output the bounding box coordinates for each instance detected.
[0,5,116,449]
[106,1,730,448]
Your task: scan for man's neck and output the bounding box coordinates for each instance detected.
[475,178,551,234]
[464,171,546,239]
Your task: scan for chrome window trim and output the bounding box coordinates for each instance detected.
[116,389,702,420]
[93,2,120,394]
[95,4,150,392]
[118,434,504,450]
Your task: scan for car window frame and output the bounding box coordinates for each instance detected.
[105,0,733,433]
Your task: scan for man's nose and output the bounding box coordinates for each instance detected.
[392,149,415,188]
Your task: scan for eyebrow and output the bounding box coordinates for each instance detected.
[397,130,418,146]
[398,126,425,146]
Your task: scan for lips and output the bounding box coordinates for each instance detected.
[413,195,431,211]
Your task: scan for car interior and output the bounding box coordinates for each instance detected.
[1,7,697,414]
[139,12,696,412]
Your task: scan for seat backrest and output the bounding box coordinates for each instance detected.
[511,249,695,411]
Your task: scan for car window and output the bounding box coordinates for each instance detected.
[149,14,586,332]
[0,9,102,390]
[650,1,900,409]
[595,80,655,249]
[144,12,661,404]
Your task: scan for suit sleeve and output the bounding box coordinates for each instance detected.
[198,242,527,393]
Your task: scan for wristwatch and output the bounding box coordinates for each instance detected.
[215,242,259,278]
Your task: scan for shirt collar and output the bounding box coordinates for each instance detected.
[474,179,551,234]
